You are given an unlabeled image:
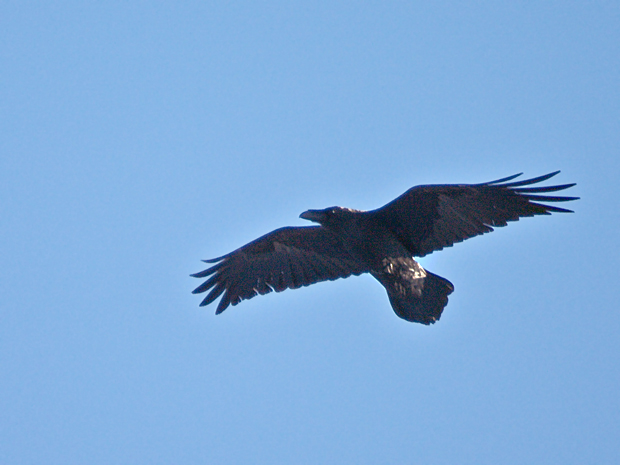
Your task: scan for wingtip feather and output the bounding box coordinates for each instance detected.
[483,172,523,185]
[215,294,231,314]
[503,170,561,188]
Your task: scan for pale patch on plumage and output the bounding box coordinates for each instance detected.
[378,257,427,297]
[381,257,426,279]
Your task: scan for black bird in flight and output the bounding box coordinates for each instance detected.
[192,171,577,324]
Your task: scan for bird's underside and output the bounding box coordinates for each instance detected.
[192,171,578,325]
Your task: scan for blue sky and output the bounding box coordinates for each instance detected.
[1,1,618,463]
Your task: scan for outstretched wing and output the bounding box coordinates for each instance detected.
[372,171,579,257]
[191,226,367,314]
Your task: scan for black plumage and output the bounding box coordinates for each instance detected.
[192,171,578,324]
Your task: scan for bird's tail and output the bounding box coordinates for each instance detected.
[375,268,454,325]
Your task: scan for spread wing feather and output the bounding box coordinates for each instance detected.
[191,226,367,314]
[371,171,578,257]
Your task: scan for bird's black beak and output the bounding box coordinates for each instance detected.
[300,209,325,223]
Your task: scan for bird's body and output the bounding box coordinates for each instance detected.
[192,172,578,324]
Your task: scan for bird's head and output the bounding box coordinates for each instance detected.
[300,206,358,227]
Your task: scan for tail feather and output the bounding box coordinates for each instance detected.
[374,264,454,324]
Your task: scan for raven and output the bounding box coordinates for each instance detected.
[192,171,577,324]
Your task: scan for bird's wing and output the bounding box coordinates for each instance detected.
[371,171,578,257]
[191,226,367,314]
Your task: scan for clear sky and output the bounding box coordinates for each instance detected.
[2,2,619,464]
